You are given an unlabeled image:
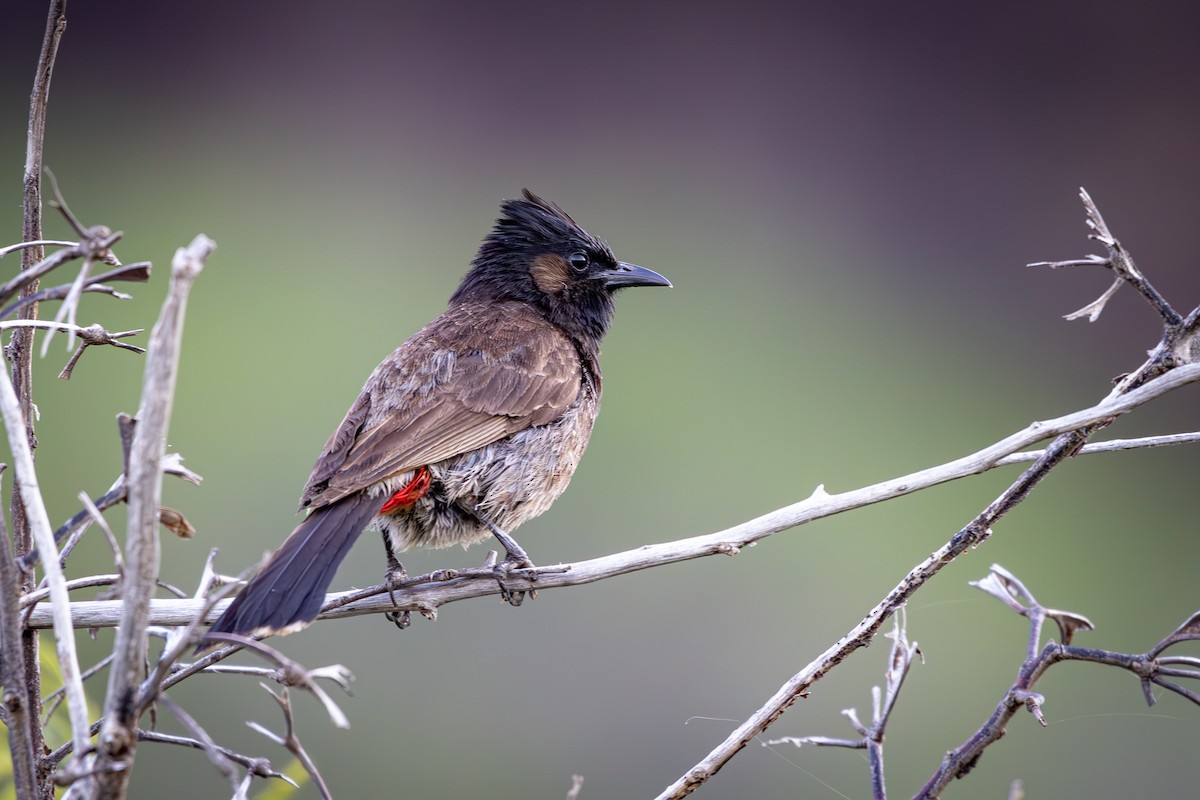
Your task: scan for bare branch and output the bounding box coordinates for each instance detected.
[0,239,76,258]
[19,574,121,608]
[655,246,1198,798]
[997,431,1200,465]
[0,484,39,797]
[136,729,292,786]
[8,4,69,790]
[0,259,151,321]
[94,234,212,798]
[156,695,243,797]
[247,686,334,800]
[136,550,225,715]
[42,653,112,727]
[196,634,353,730]
[1079,187,1180,325]
[0,230,123,313]
[1029,188,1179,325]
[916,567,1200,798]
[0,316,93,775]
[19,448,201,572]
[766,612,921,799]
[22,370,1200,635]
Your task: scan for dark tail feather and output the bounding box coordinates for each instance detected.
[199,493,381,649]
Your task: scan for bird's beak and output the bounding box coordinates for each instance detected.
[600,262,672,289]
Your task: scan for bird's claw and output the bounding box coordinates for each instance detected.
[384,608,412,629]
[385,558,407,609]
[383,549,409,628]
[494,553,538,606]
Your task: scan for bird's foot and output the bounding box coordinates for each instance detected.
[493,549,539,606]
[384,553,407,608]
[471,508,538,606]
[385,608,411,629]
[383,550,410,628]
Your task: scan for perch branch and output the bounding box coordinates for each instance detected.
[22,363,1200,634]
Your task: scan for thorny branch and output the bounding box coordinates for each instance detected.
[91,234,212,799]
[5,4,68,796]
[18,449,201,572]
[914,566,1200,798]
[655,189,1200,799]
[1031,188,1200,396]
[0,320,144,380]
[0,289,94,783]
[247,687,334,800]
[25,366,1200,635]
[134,730,291,787]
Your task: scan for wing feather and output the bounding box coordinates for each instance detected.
[300,302,580,509]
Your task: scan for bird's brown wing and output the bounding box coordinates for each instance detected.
[300,303,581,510]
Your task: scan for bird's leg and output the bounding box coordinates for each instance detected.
[472,507,536,606]
[381,531,410,628]
[480,518,532,567]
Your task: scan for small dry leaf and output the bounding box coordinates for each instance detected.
[159,506,195,539]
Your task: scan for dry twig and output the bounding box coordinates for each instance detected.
[767,611,921,800]
[20,393,1200,636]
[3,4,68,794]
[246,686,335,800]
[915,566,1200,798]
[92,234,213,798]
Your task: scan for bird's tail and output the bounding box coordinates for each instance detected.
[198,493,381,649]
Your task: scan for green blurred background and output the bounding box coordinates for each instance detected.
[3,2,1199,797]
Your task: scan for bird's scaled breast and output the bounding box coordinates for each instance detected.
[470,392,599,522]
[379,392,599,551]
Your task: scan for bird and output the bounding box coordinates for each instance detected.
[200,189,670,646]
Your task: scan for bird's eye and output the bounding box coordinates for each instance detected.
[568,252,590,271]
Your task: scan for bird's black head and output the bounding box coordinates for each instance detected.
[451,189,670,344]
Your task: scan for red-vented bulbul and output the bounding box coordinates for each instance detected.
[202,190,670,643]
